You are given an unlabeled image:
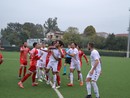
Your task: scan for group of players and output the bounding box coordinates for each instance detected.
[17,40,101,98]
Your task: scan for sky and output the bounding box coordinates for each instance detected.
[0,0,130,34]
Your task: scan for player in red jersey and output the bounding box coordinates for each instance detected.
[18,42,30,78]
[0,46,4,65]
[77,45,89,67]
[18,42,43,88]
[77,45,89,80]
[56,41,65,88]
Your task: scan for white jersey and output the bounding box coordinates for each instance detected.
[67,48,79,64]
[49,49,61,62]
[90,49,101,71]
[37,49,43,57]
[40,48,48,62]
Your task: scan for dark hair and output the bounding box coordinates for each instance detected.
[56,40,64,46]
[51,41,56,45]
[72,42,77,47]
[88,42,94,48]
[78,45,81,49]
[33,42,37,47]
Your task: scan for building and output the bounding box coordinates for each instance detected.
[46,31,64,41]
[96,32,109,38]
[115,33,128,37]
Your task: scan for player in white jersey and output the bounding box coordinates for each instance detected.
[46,40,62,88]
[86,42,101,98]
[36,43,44,82]
[67,42,83,87]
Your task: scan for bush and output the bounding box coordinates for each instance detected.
[83,49,128,57]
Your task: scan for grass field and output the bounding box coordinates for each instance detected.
[0,51,130,98]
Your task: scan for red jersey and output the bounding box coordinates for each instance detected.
[20,46,30,61]
[57,48,65,72]
[30,48,41,66]
[46,51,52,67]
[78,50,88,66]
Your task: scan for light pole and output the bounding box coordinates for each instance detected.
[126,8,130,58]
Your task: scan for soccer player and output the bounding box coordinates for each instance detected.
[36,43,44,82]
[86,42,101,98]
[0,46,4,65]
[77,45,89,80]
[46,40,62,88]
[67,42,83,86]
[62,44,71,75]
[36,42,48,82]
[18,42,42,88]
[56,41,65,88]
[18,42,30,78]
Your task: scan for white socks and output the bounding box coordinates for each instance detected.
[70,72,73,84]
[86,82,91,95]
[79,73,83,82]
[91,81,100,98]
[53,74,57,86]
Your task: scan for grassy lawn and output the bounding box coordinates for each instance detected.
[0,51,130,98]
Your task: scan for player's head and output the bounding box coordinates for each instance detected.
[37,43,42,49]
[23,42,27,47]
[77,45,81,50]
[41,42,46,48]
[55,40,64,48]
[71,42,77,49]
[33,42,38,48]
[87,42,94,50]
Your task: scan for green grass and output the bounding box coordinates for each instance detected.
[0,51,130,98]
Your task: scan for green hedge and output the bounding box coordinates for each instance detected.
[1,46,129,57]
[82,49,128,57]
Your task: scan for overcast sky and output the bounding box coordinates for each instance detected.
[0,0,130,34]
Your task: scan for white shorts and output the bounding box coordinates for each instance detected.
[46,61,58,72]
[70,61,81,71]
[36,60,44,68]
[86,69,101,81]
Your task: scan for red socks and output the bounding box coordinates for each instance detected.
[21,73,31,83]
[57,75,61,86]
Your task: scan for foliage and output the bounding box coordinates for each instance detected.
[1,22,44,46]
[62,27,81,46]
[44,17,60,34]
[83,25,96,36]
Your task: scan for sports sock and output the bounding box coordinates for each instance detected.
[70,72,73,84]
[53,74,57,86]
[46,72,50,81]
[57,74,61,86]
[32,72,36,83]
[23,67,27,76]
[21,73,31,83]
[63,66,66,73]
[79,73,83,82]
[19,67,23,77]
[91,81,99,98]
[86,82,91,95]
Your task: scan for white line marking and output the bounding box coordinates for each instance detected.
[4,57,64,98]
[49,81,64,98]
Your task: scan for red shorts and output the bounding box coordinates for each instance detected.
[28,65,36,72]
[57,60,62,72]
[0,53,3,64]
[20,58,27,65]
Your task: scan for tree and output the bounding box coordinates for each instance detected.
[83,25,96,37]
[105,33,116,50]
[1,22,44,46]
[62,27,81,46]
[44,17,60,35]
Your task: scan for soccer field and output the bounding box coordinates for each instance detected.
[0,51,130,98]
